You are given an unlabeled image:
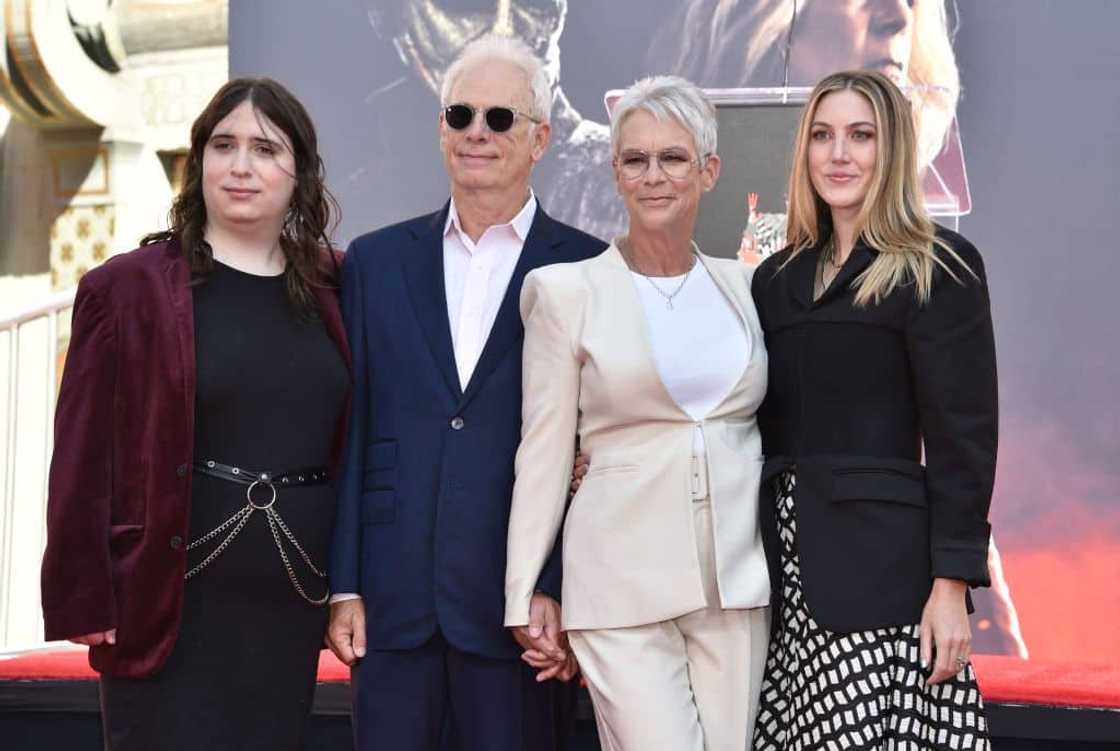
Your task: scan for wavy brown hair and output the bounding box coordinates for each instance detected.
[142,77,340,314]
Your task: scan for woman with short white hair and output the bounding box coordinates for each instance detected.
[504,75,771,750]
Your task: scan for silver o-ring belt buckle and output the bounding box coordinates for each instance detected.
[247,478,277,510]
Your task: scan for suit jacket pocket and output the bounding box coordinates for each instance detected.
[586,450,639,477]
[108,524,145,559]
[831,467,927,508]
[363,440,397,491]
[361,489,396,524]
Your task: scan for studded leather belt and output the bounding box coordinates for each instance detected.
[184,458,331,605]
[194,460,328,489]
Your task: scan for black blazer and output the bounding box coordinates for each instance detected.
[751,226,997,633]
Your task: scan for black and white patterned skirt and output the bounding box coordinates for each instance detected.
[753,472,990,750]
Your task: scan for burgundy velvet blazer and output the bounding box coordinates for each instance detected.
[39,238,351,678]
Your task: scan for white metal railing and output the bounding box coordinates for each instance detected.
[0,288,75,651]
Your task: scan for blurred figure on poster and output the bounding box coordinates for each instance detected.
[40,78,350,750]
[326,34,605,751]
[750,70,995,748]
[658,0,965,204]
[366,0,626,239]
[505,76,771,751]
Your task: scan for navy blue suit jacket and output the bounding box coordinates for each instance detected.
[330,203,606,660]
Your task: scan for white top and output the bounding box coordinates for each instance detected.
[444,192,538,390]
[631,260,750,456]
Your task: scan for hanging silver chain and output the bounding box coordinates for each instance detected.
[265,508,329,605]
[183,500,329,605]
[184,505,253,580]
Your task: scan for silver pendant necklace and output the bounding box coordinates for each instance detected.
[625,240,700,310]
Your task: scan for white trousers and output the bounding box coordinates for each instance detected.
[568,496,770,751]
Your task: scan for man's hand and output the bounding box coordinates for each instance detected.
[571,451,590,495]
[69,629,116,646]
[326,598,367,665]
[511,593,569,680]
[516,593,579,682]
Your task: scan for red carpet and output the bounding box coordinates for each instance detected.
[2,649,1118,710]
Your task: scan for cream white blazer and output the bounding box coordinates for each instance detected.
[504,243,770,631]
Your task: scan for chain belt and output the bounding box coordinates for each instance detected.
[184,459,331,606]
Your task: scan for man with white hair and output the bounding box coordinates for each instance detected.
[326,34,606,750]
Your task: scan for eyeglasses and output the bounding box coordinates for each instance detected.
[614,149,709,181]
[443,103,541,133]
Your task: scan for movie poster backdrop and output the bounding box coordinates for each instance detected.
[231,0,1120,665]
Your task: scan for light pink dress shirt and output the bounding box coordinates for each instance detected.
[443,192,537,390]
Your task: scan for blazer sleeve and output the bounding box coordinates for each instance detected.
[328,243,370,596]
[40,274,119,639]
[504,269,581,625]
[905,238,998,587]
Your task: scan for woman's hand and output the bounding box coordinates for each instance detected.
[69,629,116,646]
[920,578,971,685]
[570,451,590,495]
[520,644,580,683]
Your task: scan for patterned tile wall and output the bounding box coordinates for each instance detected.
[49,204,115,290]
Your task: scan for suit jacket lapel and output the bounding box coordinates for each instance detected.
[699,254,766,415]
[784,236,878,309]
[601,244,691,423]
[402,204,463,402]
[814,240,876,307]
[312,255,352,371]
[787,245,818,309]
[162,239,196,425]
[459,205,559,410]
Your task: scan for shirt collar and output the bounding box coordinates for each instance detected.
[444,191,538,243]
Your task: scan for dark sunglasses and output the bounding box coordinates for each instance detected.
[443,103,541,133]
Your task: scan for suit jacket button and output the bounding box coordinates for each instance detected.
[176,463,188,478]
[450,416,465,431]
[170,535,184,551]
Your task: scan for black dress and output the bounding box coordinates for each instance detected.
[100,262,349,750]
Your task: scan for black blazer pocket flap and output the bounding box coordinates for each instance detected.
[831,468,927,508]
[361,489,396,524]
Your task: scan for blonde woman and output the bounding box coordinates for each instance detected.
[750,70,995,749]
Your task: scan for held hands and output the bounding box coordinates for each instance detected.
[511,593,579,683]
[920,578,972,685]
[69,629,116,646]
[326,598,367,665]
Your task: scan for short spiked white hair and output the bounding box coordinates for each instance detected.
[440,34,552,123]
[610,75,717,157]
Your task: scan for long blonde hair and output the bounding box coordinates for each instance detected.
[785,70,971,306]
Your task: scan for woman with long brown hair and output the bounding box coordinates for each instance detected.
[40,77,350,750]
[750,69,995,748]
